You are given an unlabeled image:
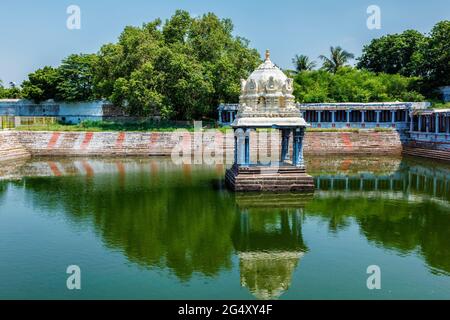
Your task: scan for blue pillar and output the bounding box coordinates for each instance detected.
[244,129,250,166]
[235,129,245,166]
[234,134,238,165]
[391,110,396,124]
[361,111,365,123]
[298,130,304,167]
[418,115,422,132]
[376,111,381,124]
[293,128,305,167]
[281,129,290,162]
[292,129,298,166]
[445,114,450,133]
[346,110,350,123]
[435,113,439,134]
[331,111,336,124]
[426,116,430,133]
[317,111,322,124]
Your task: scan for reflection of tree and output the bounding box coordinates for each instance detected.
[0,181,7,204]
[305,197,450,275]
[21,170,237,281]
[0,180,23,205]
[1,153,449,293]
[357,201,450,275]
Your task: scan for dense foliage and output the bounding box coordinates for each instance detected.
[357,30,426,76]
[20,54,97,103]
[94,10,260,119]
[0,80,21,99]
[357,21,450,96]
[293,67,424,103]
[2,13,449,117]
[7,11,260,120]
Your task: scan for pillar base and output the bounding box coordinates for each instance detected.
[225,164,315,192]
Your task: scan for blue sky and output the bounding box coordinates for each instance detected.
[1,0,449,85]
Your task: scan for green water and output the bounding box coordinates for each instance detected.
[0,156,449,300]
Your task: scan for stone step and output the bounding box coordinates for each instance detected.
[402,147,450,161]
[226,167,315,192]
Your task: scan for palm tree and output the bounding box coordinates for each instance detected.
[319,46,355,73]
[292,54,316,73]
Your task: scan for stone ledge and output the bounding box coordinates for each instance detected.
[11,130,404,157]
[225,165,315,192]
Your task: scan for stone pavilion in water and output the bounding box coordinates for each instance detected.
[225,50,315,192]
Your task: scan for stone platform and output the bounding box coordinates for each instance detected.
[225,164,315,192]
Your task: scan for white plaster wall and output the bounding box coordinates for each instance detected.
[58,101,104,124]
[0,100,105,123]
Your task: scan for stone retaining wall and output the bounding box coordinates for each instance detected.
[0,131,31,162]
[10,130,404,158]
[8,130,450,162]
[402,139,450,161]
[303,131,403,155]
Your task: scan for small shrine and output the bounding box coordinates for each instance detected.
[225,50,315,192]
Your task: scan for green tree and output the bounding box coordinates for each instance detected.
[357,30,427,77]
[319,46,355,73]
[419,21,450,90]
[21,66,60,103]
[162,9,192,44]
[2,85,22,99]
[94,11,260,120]
[293,67,424,103]
[292,54,316,73]
[0,80,5,98]
[57,54,98,101]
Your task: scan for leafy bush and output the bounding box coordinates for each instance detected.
[294,67,424,103]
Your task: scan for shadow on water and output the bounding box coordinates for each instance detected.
[0,155,449,298]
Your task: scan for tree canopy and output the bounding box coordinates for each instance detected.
[21,66,60,103]
[0,80,21,99]
[419,21,450,92]
[292,54,316,73]
[319,46,355,74]
[58,54,98,102]
[94,10,261,119]
[293,67,424,103]
[357,21,450,97]
[3,13,449,115]
[20,54,97,103]
[12,10,260,119]
[357,30,426,77]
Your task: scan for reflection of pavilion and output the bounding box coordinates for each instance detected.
[233,195,311,300]
[313,161,450,201]
[239,251,304,300]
